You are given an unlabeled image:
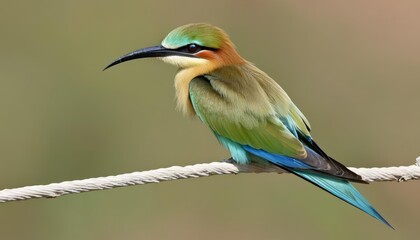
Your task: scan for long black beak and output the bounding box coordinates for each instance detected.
[103,45,194,70]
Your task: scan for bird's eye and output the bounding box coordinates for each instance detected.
[187,44,198,53]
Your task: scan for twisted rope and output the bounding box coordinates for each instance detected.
[0,157,419,203]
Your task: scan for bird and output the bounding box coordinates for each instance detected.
[104,23,392,228]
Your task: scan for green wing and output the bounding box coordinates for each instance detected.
[189,75,307,159]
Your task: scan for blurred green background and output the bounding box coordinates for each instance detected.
[1,1,419,239]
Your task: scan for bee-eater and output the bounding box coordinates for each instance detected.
[104,23,392,228]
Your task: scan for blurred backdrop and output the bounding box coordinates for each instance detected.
[1,1,419,239]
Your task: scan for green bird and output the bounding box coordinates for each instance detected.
[104,23,392,228]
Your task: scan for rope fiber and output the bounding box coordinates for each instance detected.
[0,157,419,203]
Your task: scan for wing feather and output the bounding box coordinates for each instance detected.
[188,67,363,182]
[189,75,306,159]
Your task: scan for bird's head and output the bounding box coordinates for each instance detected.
[104,23,243,70]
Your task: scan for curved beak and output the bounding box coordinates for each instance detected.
[103,45,195,70]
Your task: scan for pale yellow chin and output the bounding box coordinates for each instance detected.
[160,56,209,68]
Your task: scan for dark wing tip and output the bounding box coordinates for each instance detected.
[297,131,368,183]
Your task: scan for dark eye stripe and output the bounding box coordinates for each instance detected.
[176,44,218,54]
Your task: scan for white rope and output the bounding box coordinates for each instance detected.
[0,157,419,203]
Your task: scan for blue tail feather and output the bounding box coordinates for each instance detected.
[244,145,393,229]
[291,169,393,229]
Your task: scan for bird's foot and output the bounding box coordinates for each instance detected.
[221,157,236,164]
